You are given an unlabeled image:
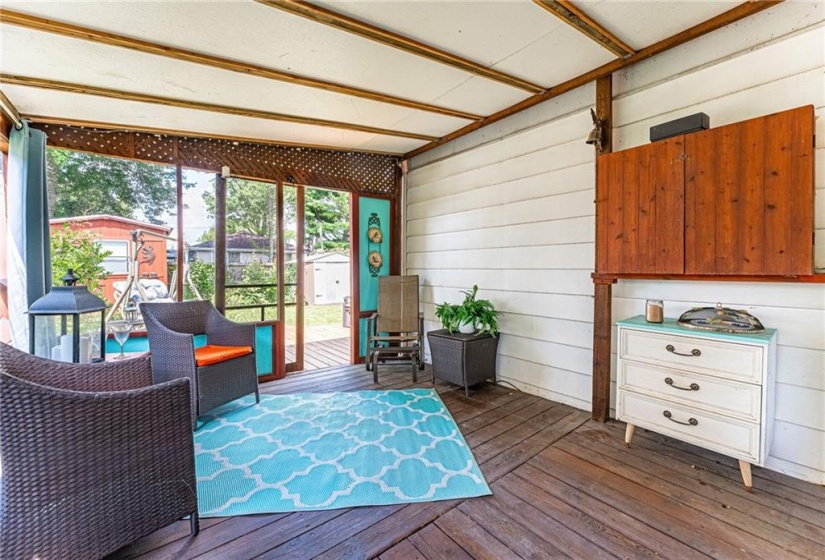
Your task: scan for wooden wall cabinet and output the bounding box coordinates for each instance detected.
[596,105,814,276]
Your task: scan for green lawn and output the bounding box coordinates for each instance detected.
[225,303,344,327]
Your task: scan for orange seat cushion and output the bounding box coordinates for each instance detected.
[194,344,253,367]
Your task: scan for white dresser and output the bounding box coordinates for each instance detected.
[616,316,777,489]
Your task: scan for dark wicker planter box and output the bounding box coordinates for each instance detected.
[427,329,498,396]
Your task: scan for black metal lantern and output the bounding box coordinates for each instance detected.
[28,269,107,362]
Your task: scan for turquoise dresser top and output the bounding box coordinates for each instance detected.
[617,315,777,344]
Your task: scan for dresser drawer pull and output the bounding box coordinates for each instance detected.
[666,344,701,357]
[663,410,698,426]
[665,377,700,391]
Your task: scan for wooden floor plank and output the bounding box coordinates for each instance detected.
[557,435,818,559]
[510,463,711,560]
[478,408,589,483]
[191,510,347,559]
[407,524,474,560]
[576,422,825,545]
[457,496,569,558]
[486,482,617,559]
[496,474,658,560]
[256,505,405,559]
[379,539,426,560]
[109,363,825,560]
[314,500,458,560]
[434,508,518,560]
[630,423,825,514]
[531,447,783,559]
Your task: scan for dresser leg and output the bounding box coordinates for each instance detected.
[738,460,753,492]
[624,424,635,447]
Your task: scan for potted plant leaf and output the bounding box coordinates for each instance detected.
[434,285,502,335]
[429,285,502,395]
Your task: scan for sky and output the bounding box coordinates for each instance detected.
[158,169,213,249]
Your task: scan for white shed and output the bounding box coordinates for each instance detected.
[304,253,350,305]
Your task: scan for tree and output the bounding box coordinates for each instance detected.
[47,149,181,224]
[50,224,111,297]
[300,188,350,253]
[201,179,349,253]
[202,178,276,239]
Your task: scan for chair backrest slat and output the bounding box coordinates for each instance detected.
[141,300,209,335]
[376,275,419,333]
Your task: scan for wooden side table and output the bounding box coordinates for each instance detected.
[427,329,498,396]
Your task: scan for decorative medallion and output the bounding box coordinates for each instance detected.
[367,212,383,277]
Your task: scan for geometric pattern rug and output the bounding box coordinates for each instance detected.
[194,389,491,517]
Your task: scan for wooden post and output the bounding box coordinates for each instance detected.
[174,151,184,301]
[350,193,360,363]
[295,185,305,371]
[592,74,614,422]
[214,174,227,313]
[391,163,402,275]
[275,181,286,378]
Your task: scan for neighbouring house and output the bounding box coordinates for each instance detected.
[49,215,171,304]
[189,232,295,266]
[304,252,350,305]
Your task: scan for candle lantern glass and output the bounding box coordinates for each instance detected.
[28,270,107,363]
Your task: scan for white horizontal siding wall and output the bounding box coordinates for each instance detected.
[407,2,825,484]
[407,81,598,411]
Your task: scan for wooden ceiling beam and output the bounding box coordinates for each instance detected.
[254,0,546,94]
[533,0,635,56]
[0,74,437,142]
[23,115,404,156]
[405,0,783,159]
[0,88,23,129]
[0,8,480,121]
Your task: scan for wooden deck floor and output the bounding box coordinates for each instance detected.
[111,364,825,559]
[285,336,350,372]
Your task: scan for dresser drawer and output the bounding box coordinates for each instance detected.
[621,329,763,383]
[619,362,762,422]
[618,392,760,462]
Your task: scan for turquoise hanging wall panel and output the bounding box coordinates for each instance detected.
[358,197,391,357]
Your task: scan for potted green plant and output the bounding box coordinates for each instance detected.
[429,285,502,396]
[434,285,502,336]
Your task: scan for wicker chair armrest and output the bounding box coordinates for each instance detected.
[141,310,197,384]
[206,307,255,348]
[0,343,152,392]
[0,374,197,556]
[50,355,153,392]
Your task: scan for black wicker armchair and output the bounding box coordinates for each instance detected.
[140,300,260,426]
[0,342,198,560]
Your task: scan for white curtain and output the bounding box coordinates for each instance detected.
[6,122,51,350]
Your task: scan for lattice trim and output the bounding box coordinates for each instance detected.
[37,124,398,197]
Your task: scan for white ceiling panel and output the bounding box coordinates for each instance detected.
[0,0,772,154]
[582,0,739,51]
[1,1,506,113]
[2,85,427,154]
[490,15,617,87]
[431,75,531,117]
[0,25,470,138]
[314,0,617,86]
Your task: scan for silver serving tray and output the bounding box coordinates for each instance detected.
[677,303,765,334]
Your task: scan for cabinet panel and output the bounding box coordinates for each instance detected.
[596,138,684,274]
[764,106,815,274]
[685,105,813,275]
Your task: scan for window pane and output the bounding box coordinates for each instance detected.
[99,240,129,274]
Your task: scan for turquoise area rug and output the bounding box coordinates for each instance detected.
[194,389,491,517]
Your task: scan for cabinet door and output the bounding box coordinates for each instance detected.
[685,106,814,275]
[596,138,685,274]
